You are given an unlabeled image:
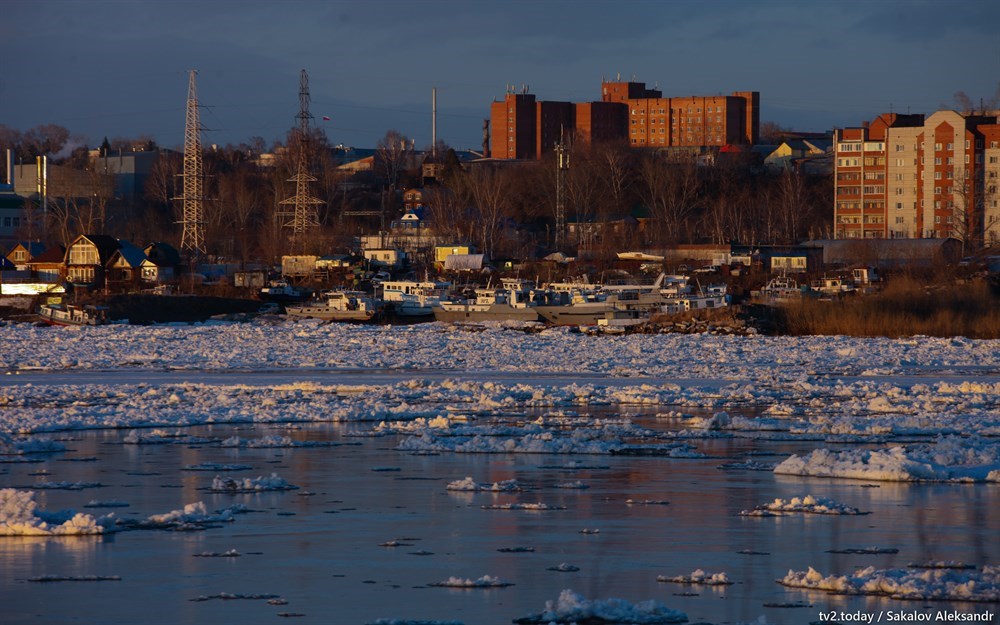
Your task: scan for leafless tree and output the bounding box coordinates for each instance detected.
[376,129,414,191]
[637,154,701,246]
[463,165,509,259]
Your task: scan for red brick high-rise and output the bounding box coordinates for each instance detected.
[489,79,760,159]
[490,89,536,160]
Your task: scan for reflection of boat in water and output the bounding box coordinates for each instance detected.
[285,291,384,322]
[379,280,451,318]
[259,280,312,303]
[433,279,540,323]
[38,304,109,326]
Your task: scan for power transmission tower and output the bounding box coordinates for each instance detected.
[554,126,569,249]
[279,69,323,246]
[178,70,206,255]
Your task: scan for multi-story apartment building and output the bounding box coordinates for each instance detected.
[984,125,1000,246]
[834,111,1000,245]
[490,90,536,160]
[623,91,758,148]
[489,80,760,159]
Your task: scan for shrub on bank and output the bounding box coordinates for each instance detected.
[773,277,1000,338]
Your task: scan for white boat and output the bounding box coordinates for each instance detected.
[751,276,805,305]
[534,289,618,325]
[659,285,729,314]
[379,280,451,318]
[810,276,856,297]
[596,309,648,332]
[432,279,540,323]
[38,304,109,326]
[259,280,312,303]
[285,291,385,322]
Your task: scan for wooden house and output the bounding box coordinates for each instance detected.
[65,234,120,286]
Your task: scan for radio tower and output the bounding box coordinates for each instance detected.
[279,69,323,243]
[178,70,206,254]
[554,126,569,249]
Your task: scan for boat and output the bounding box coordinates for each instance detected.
[659,284,729,314]
[751,276,806,305]
[810,276,856,297]
[596,309,648,333]
[259,280,312,303]
[432,279,540,323]
[38,304,109,326]
[534,288,619,326]
[284,291,385,322]
[379,280,451,318]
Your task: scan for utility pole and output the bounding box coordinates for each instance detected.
[554,126,569,249]
[279,69,323,249]
[178,70,206,255]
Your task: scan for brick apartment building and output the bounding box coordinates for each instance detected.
[834,111,1000,245]
[490,80,760,159]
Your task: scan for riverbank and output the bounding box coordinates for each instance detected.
[770,276,1000,339]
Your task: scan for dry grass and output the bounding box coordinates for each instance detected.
[774,277,1000,339]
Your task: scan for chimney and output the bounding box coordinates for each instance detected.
[5,149,13,187]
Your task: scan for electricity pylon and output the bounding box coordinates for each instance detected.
[279,69,324,243]
[178,70,206,254]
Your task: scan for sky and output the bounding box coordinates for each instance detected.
[2,0,999,153]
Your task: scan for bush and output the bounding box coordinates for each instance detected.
[773,277,1000,339]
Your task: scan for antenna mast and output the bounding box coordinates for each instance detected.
[554,126,569,249]
[279,69,323,245]
[179,70,206,254]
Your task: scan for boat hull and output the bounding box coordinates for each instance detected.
[534,304,616,326]
[432,304,539,323]
[284,306,379,322]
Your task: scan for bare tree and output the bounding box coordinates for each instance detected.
[637,154,701,246]
[595,142,633,221]
[375,130,414,191]
[463,165,509,259]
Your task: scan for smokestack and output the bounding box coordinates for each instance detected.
[432,87,437,159]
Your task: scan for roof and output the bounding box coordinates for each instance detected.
[7,242,46,258]
[803,238,962,265]
[70,234,121,263]
[143,242,181,267]
[111,241,148,268]
[28,245,66,264]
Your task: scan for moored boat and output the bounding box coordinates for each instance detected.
[38,304,109,326]
[432,279,540,323]
[379,280,451,318]
[259,280,312,303]
[285,291,384,322]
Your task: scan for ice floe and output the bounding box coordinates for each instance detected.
[28,575,121,582]
[210,473,298,492]
[0,489,113,536]
[657,569,733,585]
[512,589,688,624]
[481,503,565,511]
[445,477,521,492]
[779,564,1000,602]
[738,495,867,516]
[428,575,513,588]
[775,436,1000,482]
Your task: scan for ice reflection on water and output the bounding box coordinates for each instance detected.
[1,415,997,625]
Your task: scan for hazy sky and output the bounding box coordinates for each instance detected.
[3,0,998,152]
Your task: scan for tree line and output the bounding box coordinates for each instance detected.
[1,123,833,266]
